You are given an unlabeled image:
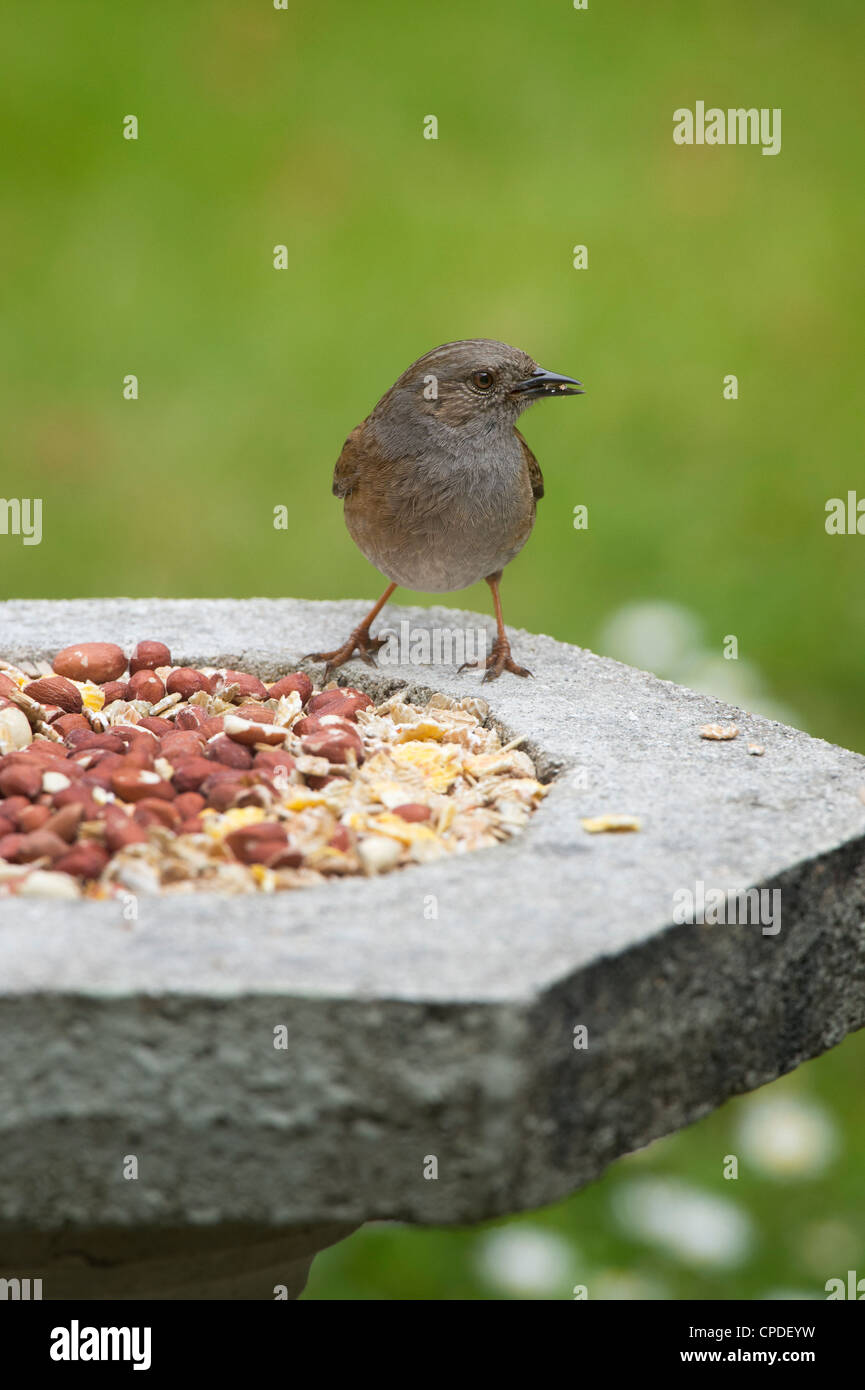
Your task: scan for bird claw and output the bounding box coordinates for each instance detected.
[304,628,386,677]
[483,658,532,682]
[460,640,532,682]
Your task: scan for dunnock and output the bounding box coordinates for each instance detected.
[307,339,582,680]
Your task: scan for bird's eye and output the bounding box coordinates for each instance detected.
[471,369,495,391]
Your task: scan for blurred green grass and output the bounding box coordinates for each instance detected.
[2,0,863,1299]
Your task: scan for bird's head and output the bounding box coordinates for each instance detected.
[372,339,583,438]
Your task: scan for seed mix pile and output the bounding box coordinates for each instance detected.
[0,640,546,898]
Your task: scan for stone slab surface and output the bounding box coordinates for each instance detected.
[1,597,864,1229]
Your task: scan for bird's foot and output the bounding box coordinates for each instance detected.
[460,636,532,683]
[304,627,386,679]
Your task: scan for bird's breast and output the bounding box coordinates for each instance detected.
[345,438,535,592]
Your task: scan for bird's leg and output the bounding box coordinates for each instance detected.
[305,582,398,678]
[460,572,532,681]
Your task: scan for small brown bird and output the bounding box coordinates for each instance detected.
[307,339,582,680]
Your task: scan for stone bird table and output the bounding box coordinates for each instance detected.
[1,599,864,1298]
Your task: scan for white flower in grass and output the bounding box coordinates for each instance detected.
[612,1178,753,1268]
[599,601,701,678]
[736,1095,839,1178]
[475,1225,576,1297]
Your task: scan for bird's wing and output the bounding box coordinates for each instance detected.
[332,424,366,498]
[516,428,544,501]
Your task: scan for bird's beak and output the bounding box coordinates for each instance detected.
[511,367,583,398]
